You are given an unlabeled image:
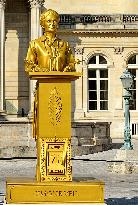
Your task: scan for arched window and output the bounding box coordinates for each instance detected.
[127,54,138,110]
[88,55,108,111]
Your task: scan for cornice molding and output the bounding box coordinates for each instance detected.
[58,29,138,35]
[0,0,6,9]
[59,14,138,25]
[28,0,45,8]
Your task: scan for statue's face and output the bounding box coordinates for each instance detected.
[44,14,59,33]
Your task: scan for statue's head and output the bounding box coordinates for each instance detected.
[40,9,60,33]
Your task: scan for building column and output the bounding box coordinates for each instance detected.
[73,47,84,119]
[0,0,6,112]
[28,0,44,117]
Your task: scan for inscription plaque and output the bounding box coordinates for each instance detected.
[6,178,104,203]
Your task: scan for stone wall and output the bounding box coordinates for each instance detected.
[72,122,112,156]
[0,120,111,158]
[44,0,138,14]
[0,120,35,158]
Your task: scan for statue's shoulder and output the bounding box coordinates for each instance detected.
[31,36,44,45]
[36,35,46,42]
[30,36,45,45]
[57,38,69,48]
[29,39,38,48]
[28,36,45,50]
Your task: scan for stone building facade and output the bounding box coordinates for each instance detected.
[1,0,138,157]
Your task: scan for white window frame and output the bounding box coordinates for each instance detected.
[88,55,108,111]
[128,55,138,111]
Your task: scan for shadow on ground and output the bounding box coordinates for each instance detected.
[106,197,138,205]
[111,143,123,149]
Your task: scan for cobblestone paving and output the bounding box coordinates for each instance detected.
[0,149,138,205]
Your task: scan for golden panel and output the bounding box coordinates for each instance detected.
[37,138,72,182]
[38,80,71,139]
[6,178,104,204]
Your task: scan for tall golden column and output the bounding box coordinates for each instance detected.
[6,9,105,204]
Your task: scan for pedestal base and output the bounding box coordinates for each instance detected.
[5,203,106,205]
[6,178,104,204]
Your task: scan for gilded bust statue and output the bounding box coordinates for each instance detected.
[25,9,76,72]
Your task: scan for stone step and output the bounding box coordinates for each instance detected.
[0,193,5,204]
[0,146,36,158]
[72,144,105,157]
[74,149,119,161]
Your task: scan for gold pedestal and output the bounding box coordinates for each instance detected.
[6,178,104,204]
[6,72,105,204]
[32,72,80,182]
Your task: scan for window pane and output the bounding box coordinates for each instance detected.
[100,91,108,100]
[89,91,97,100]
[99,55,107,64]
[130,99,136,110]
[132,80,136,89]
[89,80,96,90]
[100,80,108,90]
[88,69,96,78]
[128,69,136,89]
[100,101,108,110]
[100,70,108,78]
[128,55,136,64]
[131,90,136,100]
[89,101,97,110]
[130,90,136,110]
[132,124,135,135]
[128,69,136,77]
[88,56,96,64]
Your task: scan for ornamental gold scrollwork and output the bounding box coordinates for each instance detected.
[39,138,72,182]
[48,87,62,126]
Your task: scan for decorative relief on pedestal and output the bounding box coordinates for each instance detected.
[0,0,6,9]
[74,47,84,55]
[33,88,38,139]
[114,47,124,54]
[39,138,72,182]
[28,0,44,8]
[48,87,62,126]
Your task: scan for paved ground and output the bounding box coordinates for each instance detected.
[0,148,138,205]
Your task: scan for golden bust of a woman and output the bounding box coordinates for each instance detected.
[25,9,76,72]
